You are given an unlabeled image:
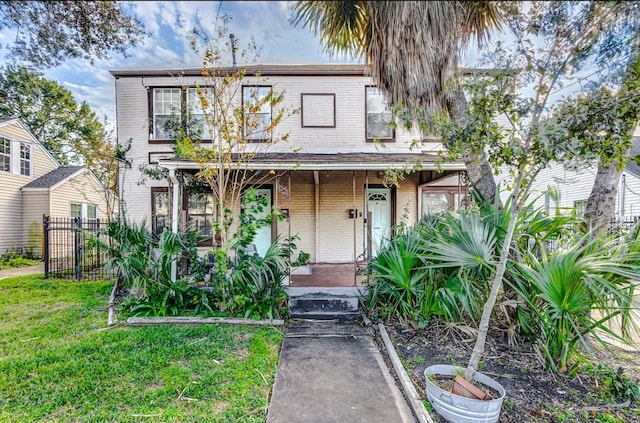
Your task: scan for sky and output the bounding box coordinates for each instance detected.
[1,1,361,132]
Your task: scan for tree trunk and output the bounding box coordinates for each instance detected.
[445,86,497,204]
[585,156,627,234]
[465,167,523,381]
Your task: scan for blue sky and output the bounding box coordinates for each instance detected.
[1,1,361,132]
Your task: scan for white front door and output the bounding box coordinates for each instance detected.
[366,188,391,257]
[247,188,272,257]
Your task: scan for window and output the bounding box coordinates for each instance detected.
[186,88,213,140]
[152,88,182,140]
[151,188,169,235]
[574,199,587,217]
[151,87,214,141]
[0,137,9,172]
[187,192,214,241]
[243,86,272,141]
[20,143,31,176]
[87,204,98,221]
[71,203,82,219]
[366,86,394,141]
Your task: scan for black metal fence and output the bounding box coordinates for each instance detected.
[43,216,113,281]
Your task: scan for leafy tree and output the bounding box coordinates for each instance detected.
[0,1,146,68]
[290,0,503,202]
[173,18,297,252]
[0,65,118,216]
[434,1,640,381]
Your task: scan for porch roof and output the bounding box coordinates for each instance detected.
[158,152,465,171]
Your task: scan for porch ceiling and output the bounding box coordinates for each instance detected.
[158,152,465,171]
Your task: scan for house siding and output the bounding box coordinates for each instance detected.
[22,191,49,255]
[49,171,109,219]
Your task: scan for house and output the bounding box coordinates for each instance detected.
[110,64,468,284]
[496,135,640,225]
[0,118,110,255]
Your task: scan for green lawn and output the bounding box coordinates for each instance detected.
[0,276,283,422]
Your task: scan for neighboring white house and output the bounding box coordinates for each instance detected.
[0,118,110,255]
[497,135,640,224]
[110,64,468,270]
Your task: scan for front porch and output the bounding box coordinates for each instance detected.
[289,262,368,287]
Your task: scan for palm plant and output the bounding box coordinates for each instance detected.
[512,235,640,372]
[290,0,503,202]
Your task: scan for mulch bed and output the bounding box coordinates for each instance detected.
[385,320,640,422]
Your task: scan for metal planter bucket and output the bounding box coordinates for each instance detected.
[424,364,505,423]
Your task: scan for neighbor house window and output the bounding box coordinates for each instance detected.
[366,86,394,141]
[243,86,272,141]
[151,188,169,235]
[71,203,82,219]
[574,199,587,217]
[0,137,9,172]
[19,143,31,176]
[187,192,214,242]
[87,204,98,221]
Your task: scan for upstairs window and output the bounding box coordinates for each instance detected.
[151,87,213,141]
[243,86,272,141]
[0,137,9,172]
[152,88,182,140]
[366,87,394,141]
[20,143,31,176]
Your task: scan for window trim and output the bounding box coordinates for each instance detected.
[147,86,214,144]
[242,85,273,143]
[365,86,395,142]
[70,202,82,219]
[0,137,10,173]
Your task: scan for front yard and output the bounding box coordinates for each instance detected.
[0,276,283,422]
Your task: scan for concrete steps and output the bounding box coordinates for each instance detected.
[286,287,367,320]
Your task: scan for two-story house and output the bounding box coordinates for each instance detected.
[110,64,467,285]
[0,118,110,255]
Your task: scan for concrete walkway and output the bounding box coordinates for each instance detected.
[0,263,44,280]
[267,320,416,423]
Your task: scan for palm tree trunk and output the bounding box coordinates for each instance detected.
[446,86,498,203]
[585,157,626,233]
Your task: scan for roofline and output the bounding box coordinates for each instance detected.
[158,160,465,172]
[50,166,107,192]
[110,64,484,79]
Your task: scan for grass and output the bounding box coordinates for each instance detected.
[0,276,283,422]
[0,256,41,270]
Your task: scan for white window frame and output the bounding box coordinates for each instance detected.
[243,86,272,141]
[0,137,10,172]
[19,143,31,176]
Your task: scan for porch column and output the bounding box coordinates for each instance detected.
[352,170,356,286]
[314,171,320,262]
[169,169,181,282]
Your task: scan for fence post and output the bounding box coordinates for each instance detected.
[43,215,49,279]
[96,218,102,279]
[74,217,82,280]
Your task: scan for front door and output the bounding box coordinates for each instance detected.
[366,187,391,257]
[247,187,272,257]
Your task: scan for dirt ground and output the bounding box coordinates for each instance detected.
[385,321,640,422]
